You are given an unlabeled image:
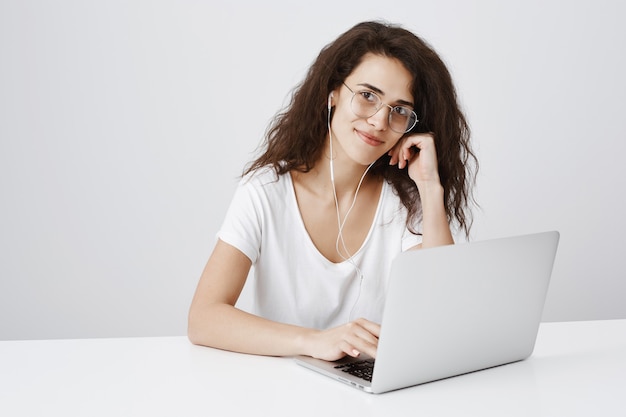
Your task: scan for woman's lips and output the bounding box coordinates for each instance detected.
[356,129,384,146]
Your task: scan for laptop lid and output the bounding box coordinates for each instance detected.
[295,231,560,394]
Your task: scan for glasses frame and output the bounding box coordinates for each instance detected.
[342,83,418,134]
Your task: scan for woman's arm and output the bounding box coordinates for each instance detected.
[389,133,454,248]
[414,181,454,248]
[188,239,380,359]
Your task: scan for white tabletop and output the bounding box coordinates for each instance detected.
[1,320,625,417]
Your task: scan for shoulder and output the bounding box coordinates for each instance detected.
[241,165,279,185]
[237,165,292,200]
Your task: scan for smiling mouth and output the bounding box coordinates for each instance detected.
[356,130,384,146]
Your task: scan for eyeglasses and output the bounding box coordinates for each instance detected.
[342,83,418,134]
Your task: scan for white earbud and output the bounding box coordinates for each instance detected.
[328,92,335,183]
[325,88,370,321]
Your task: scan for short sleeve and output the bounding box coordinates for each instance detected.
[217,176,263,263]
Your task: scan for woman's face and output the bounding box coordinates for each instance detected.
[330,53,414,166]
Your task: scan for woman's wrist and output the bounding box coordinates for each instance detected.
[294,327,318,357]
[417,181,453,247]
[415,180,444,199]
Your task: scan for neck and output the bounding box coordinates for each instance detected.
[323,138,375,198]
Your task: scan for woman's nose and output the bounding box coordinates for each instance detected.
[366,105,390,131]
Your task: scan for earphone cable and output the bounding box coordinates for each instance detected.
[328,104,372,320]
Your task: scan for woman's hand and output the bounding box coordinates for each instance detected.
[388,133,441,187]
[389,133,454,248]
[304,318,381,361]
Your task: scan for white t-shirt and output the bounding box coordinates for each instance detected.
[218,167,422,329]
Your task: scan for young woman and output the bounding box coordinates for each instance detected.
[188,21,477,361]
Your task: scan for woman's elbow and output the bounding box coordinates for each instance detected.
[187,306,207,346]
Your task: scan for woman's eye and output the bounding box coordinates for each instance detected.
[393,106,410,117]
[359,91,377,103]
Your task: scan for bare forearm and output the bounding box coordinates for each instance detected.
[417,182,454,248]
[188,303,313,357]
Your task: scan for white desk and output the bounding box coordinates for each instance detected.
[1,320,625,417]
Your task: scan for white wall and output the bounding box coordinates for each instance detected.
[1,0,624,340]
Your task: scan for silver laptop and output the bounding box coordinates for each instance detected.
[295,231,560,394]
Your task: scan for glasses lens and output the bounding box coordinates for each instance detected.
[351,91,381,118]
[350,88,418,133]
[389,107,418,133]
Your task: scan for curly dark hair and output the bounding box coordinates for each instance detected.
[245,21,478,237]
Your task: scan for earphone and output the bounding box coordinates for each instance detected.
[327,90,373,320]
[328,93,335,183]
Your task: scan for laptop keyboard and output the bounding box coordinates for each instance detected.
[334,359,375,382]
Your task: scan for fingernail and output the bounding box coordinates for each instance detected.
[352,349,360,357]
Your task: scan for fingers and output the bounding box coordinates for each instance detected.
[309,319,381,361]
[387,144,400,166]
[387,140,407,166]
[388,133,440,184]
[341,319,380,359]
[388,133,434,169]
[354,317,381,338]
